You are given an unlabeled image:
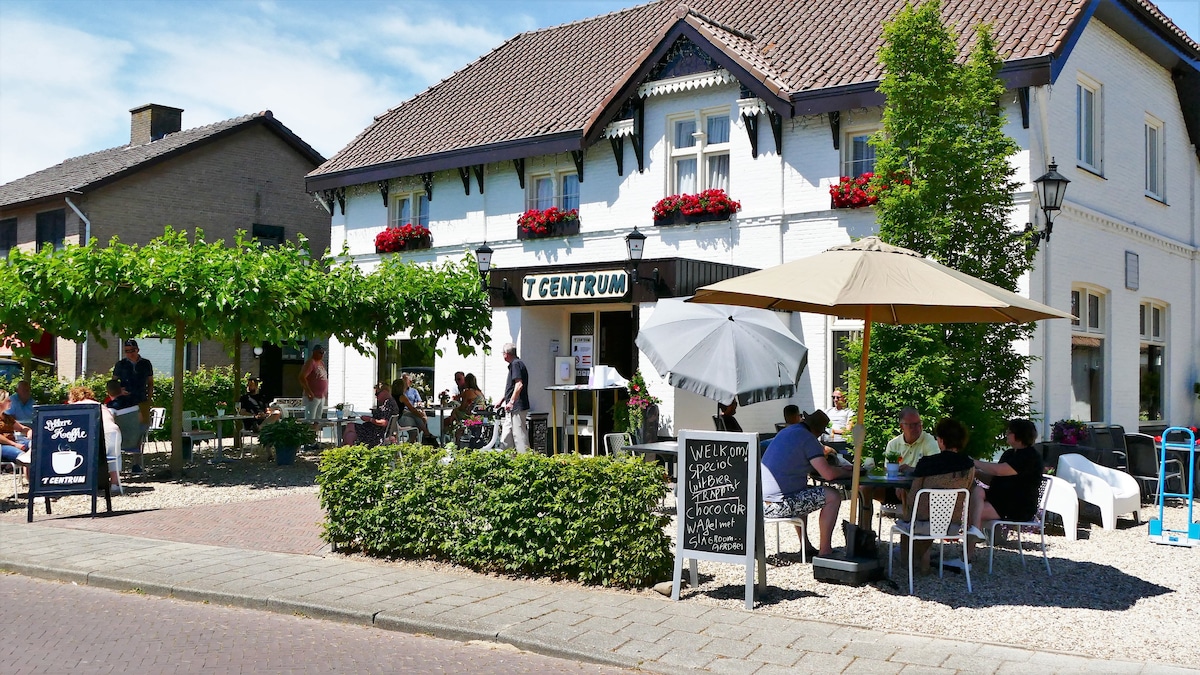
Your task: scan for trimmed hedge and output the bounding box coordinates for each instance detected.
[317,444,673,587]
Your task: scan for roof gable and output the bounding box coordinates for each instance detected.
[0,112,324,210]
[307,0,1197,190]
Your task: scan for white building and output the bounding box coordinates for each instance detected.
[306,0,1200,445]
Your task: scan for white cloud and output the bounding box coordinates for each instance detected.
[0,17,135,182]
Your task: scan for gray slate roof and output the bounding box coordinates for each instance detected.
[307,0,1197,189]
[0,111,324,209]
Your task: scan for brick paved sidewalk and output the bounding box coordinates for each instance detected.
[1,518,1194,674]
[10,492,328,555]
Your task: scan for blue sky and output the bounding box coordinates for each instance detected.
[1,0,1197,184]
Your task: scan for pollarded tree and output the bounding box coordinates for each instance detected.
[846,0,1031,458]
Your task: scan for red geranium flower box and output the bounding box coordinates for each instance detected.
[375,223,432,253]
[652,189,741,226]
[517,207,580,240]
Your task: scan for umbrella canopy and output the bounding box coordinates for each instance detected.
[689,236,1073,547]
[636,298,808,406]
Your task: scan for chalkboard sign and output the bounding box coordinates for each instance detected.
[28,403,110,521]
[672,429,764,610]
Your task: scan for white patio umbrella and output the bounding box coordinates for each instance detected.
[689,237,1074,541]
[635,298,808,406]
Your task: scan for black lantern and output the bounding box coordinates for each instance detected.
[475,242,493,275]
[625,227,646,262]
[1027,159,1071,247]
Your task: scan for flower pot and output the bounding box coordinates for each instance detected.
[216,408,225,417]
[885,462,900,478]
[276,444,298,466]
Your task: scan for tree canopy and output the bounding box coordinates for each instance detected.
[846,0,1033,459]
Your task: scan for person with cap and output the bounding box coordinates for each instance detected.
[239,377,280,432]
[298,344,328,424]
[760,409,854,557]
[716,399,743,432]
[113,339,153,472]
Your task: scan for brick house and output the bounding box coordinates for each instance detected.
[0,104,330,397]
[306,0,1199,440]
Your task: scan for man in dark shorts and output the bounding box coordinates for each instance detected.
[761,410,854,556]
[113,339,153,472]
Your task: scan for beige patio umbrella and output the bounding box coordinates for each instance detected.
[689,237,1074,545]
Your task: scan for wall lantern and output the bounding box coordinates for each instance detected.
[1025,159,1071,248]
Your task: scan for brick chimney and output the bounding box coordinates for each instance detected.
[129,104,183,145]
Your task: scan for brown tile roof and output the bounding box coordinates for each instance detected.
[309,0,1193,186]
[1,111,324,209]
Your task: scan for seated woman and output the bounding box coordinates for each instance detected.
[0,389,32,462]
[903,418,978,571]
[968,418,1043,558]
[67,386,123,493]
[717,399,742,432]
[355,382,399,448]
[392,375,432,442]
[449,372,482,443]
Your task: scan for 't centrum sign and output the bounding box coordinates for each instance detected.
[521,270,629,302]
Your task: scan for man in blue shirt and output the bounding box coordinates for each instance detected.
[9,381,35,423]
[761,409,853,557]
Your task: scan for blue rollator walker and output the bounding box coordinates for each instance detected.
[1149,426,1199,546]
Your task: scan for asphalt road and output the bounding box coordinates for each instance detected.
[0,573,632,674]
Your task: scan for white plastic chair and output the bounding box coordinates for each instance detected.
[763,516,808,562]
[888,488,972,595]
[604,432,632,458]
[1057,453,1140,530]
[181,410,216,455]
[147,407,166,454]
[1043,474,1080,541]
[983,475,1053,575]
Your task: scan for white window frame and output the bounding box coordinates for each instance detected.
[666,107,731,195]
[1070,285,1106,335]
[1076,74,1103,174]
[525,169,580,212]
[826,316,864,405]
[1144,115,1165,201]
[842,128,879,178]
[1139,300,1166,343]
[390,191,429,229]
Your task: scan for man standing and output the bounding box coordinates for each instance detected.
[298,344,328,423]
[113,339,154,473]
[9,380,35,423]
[761,410,853,557]
[499,343,529,452]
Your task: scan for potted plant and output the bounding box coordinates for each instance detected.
[517,206,579,239]
[257,418,318,465]
[623,370,661,443]
[1051,419,1089,446]
[652,188,741,226]
[884,450,901,478]
[375,223,433,253]
[216,401,227,417]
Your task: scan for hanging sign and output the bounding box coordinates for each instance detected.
[672,429,765,609]
[28,403,111,521]
[521,270,628,302]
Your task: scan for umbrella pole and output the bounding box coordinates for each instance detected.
[847,309,871,550]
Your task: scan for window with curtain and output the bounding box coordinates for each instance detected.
[669,110,730,194]
[391,193,429,228]
[1144,117,1164,200]
[1139,301,1167,421]
[843,131,877,177]
[1070,285,1107,422]
[1076,77,1102,172]
[526,170,579,211]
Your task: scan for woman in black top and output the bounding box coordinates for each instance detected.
[717,400,742,433]
[972,418,1043,526]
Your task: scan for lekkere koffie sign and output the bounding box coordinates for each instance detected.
[522,270,628,302]
[28,403,111,521]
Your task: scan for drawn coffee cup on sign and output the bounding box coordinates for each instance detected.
[52,446,84,475]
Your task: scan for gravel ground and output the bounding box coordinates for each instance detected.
[4,445,1197,667]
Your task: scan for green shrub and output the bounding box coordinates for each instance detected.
[317,445,672,587]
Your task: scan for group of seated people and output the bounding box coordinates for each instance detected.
[345,372,483,448]
[760,400,1044,565]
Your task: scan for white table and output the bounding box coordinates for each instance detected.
[197,414,253,463]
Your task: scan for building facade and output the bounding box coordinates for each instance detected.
[1,104,330,399]
[306,0,1200,440]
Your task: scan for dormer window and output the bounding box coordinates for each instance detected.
[391,192,429,228]
[669,109,730,194]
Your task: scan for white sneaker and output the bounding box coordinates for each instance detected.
[966,526,986,544]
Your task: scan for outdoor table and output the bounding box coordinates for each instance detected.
[321,413,359,446]
[827,472,915,530]
[624,440,679,484]
[421,404,455,443]
[545,384,624,455]
[197,414,253,463]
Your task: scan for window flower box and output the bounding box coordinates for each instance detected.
[517,207,580,240]
[375,223,432,253]
[830,171,911,209]
[652,189,741,226]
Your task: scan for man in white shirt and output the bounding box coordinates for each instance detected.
[823,389,852,443]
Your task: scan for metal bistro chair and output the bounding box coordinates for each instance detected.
[181,410,216,458]
[146,407,167,454]
[983,475,1053,575]
[888,488,973,595]
[1126,432,1184,501]
[604,432,632,458]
